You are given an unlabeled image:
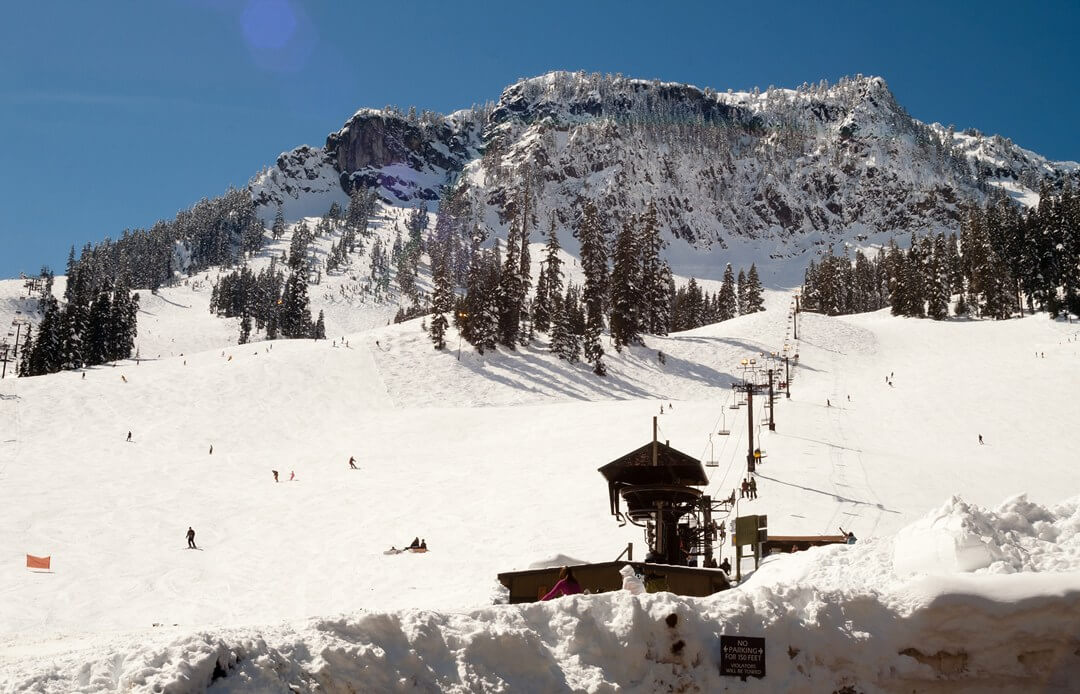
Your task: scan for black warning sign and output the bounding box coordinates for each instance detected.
[720,635,765,679]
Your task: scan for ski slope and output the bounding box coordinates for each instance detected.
[1,284,1079,691]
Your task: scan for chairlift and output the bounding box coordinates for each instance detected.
[717,409,730,436]
[705,434,720,467]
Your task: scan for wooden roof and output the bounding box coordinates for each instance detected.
[598,441,709,487]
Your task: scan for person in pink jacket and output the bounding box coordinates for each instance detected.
[541,566,582,601]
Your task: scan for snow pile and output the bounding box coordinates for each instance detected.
[894,494,1080,576]
[5,497,1079,693]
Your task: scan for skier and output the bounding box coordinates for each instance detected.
[209,444,213,455]
[126,431,132,442]
[740,479,750,498]
[978,434,983,445]
[847,395,850,402]
[349,456,358,469]
[272,470,279,483]
[749,477,758,500]
[826,399,831,407]
[186,527,197,549]
[660,405,664,414]
[289,470,295,481]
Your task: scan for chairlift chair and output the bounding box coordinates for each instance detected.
[717,410,730,436]
[705,434,720,467]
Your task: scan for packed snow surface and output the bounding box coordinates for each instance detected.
[2,275,1080,690]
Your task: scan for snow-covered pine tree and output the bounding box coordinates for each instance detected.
[517,188,532,347]
[532,215,563,333]
[496,213,523,349]
[429,241,454,350]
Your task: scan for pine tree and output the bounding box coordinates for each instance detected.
[736,269,748,314]
[85,292,112,366]
[239,314,252,344]
[272,204,286,239]
[576,201,608,375]
[638,202,670,334]
[717,264,737,320]
[279,271,312,338]
[533,215,563,333]
[744,264,765,313]
[609,216,643,350]
[429,242,454,350]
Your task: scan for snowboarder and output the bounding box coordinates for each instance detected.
[289,470,295,481]
[126,431,132,442]
[978,434,983,445]
[272,470,279,483]
[186,527,197,549]
[826,399,831,407]
[749,477,758,500]
[349,456,358,469]
[209,444,213,455]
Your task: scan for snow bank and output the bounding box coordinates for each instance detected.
[894,494,1080,576]
[6,495,1080,693]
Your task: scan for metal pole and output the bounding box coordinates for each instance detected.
[785,356,791,399]
[745,385,755,473]
[768,369,776,431]
[13,322,23,359]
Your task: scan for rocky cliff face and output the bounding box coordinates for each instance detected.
[250,72,1077,252]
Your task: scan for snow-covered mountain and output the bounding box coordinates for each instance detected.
[251,72,1078,255]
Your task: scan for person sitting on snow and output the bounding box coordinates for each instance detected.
[409,537,420,549]
[541,566,583,600]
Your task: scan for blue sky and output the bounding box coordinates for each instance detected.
[2,0,1078,278]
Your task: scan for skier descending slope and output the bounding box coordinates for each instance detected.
[186,527,197,549]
